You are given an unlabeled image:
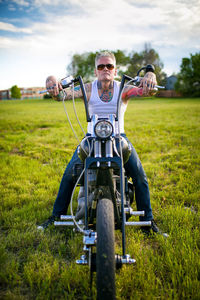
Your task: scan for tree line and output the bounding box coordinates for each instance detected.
[67,44,167,86]
[10,45,200,98]
[67,44,200,97]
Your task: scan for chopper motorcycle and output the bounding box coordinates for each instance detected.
[41,65,164,299]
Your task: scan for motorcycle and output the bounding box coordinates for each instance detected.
[40,65,164,299]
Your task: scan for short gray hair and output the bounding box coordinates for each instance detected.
[95,51,116,68]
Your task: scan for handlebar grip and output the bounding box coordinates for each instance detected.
[61,76,80,89]
[137,65,155,76]
[61,76,74,89]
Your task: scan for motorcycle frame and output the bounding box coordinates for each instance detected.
[74,74,135,257]
[58,72,154,259]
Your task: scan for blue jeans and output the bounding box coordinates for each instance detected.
[52,135,153,221]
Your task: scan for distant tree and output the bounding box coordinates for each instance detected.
[175,52,200,97]
[126,43,167,86]
[113,49,130,79]
[11,85,21,99]
[67,52,96,81]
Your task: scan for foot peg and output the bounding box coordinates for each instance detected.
[124,208,145,216]
[54,215,84,227]
[125,221,151,226]
[124,208,151,227]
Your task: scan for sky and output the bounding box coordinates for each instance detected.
[0,0,199,90]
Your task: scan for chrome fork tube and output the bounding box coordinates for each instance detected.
[105,140,113,157]
[94,140,101,158]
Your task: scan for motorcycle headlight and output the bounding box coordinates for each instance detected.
[94,120,113,139]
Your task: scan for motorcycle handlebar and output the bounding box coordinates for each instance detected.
[39,65,165,95]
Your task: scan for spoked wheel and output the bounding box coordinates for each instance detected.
[96,198,116,300]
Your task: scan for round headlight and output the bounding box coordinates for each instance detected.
[94,120,113,139]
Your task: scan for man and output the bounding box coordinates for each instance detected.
[38,51,165,236]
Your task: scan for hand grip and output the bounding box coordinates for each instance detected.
[145,64,155,73]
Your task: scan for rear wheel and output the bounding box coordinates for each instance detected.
[96,198,116,300]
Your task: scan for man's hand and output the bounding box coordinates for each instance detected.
[139,72,157,95]
[46,75,62,97]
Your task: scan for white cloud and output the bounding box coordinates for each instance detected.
[0,21,32,33]
[8,4,16,11]
[12,0,30,7]
[0,0,199,89]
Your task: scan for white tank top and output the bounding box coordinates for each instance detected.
[87,80,127,134]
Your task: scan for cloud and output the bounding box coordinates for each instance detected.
[0,21,32,33]
[12,0,30,7]
[8,5,16,11]
[0,0,199,89]
[1,0,199,53]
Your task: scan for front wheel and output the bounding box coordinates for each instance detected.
[96,198,116,300]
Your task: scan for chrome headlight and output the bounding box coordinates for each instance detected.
[94,120,113,139]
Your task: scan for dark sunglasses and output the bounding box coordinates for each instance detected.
[97,64,115,70]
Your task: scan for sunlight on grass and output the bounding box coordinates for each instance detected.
[0,98,199,299]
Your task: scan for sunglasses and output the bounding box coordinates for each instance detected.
[97,64,115,71]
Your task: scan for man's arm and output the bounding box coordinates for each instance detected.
[46,75,91,101]
[60,85,84,101]
[122,72,157,102]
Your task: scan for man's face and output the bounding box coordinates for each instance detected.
[95,56,117,82]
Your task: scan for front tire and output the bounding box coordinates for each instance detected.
[96,198,116,300]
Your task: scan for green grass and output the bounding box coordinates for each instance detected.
[0,97,200,299]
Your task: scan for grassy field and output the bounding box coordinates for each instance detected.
[0,97,199,299]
